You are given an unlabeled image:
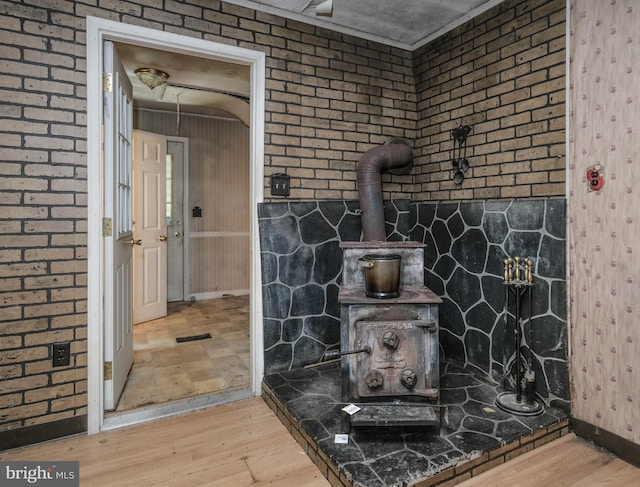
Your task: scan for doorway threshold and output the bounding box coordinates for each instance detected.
[102,388,254,431]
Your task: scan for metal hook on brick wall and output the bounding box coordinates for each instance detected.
[451,124,471,184]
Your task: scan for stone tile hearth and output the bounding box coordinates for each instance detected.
[262,362,568,487]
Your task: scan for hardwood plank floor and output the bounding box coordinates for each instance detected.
[1,398,329,487]
[3,399,638,487]
[456,432,640,487]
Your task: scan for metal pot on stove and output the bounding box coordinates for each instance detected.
[357,254,401,298]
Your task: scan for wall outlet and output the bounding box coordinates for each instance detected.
[52,342,71,367]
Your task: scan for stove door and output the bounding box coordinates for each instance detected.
[354,320,438,399]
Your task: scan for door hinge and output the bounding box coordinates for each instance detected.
[104,361,113,380]
[103,72,113,92]
[102,217,112,237]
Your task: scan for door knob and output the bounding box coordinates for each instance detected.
[129,239,142,246]
[158,235,168,242]
[174,232,181,238]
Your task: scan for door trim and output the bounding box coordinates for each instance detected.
[86,16,265,434]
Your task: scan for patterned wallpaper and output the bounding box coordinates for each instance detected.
[569,0,639,445]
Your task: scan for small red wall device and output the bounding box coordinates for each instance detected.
[586,165,605,192]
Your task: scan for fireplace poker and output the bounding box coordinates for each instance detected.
[515,283,522,402]
[524,258,536,401]
[502,258,511,389]
[503,288,509,388]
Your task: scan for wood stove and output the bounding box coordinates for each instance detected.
[338,241,442,429]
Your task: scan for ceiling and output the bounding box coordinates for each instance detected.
[116,42,252,124]
[122,0,503,121]
[226,0,503,49]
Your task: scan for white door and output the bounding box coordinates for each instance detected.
[167,139,187,302]
[133,130,168,324]
[103,41,134,411]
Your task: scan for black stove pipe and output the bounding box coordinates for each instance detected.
[356,141,413,241]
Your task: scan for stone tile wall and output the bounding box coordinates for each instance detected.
[412,198,568,411]
[259,198,568,413]
[258,200,411,374]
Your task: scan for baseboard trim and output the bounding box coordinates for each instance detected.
[0,415,87,452]
[571,418,640,468]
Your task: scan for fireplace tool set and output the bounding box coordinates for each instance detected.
[496,256,543,416]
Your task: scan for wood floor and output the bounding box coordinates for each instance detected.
[2,398,329,487]
[3,398,639,487]
[455,431,640,487]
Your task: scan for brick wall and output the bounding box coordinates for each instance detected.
[0,0,90,439]
[0,0,566,444]
[0,0,416,440]
[262,19,417,200]
[413,0,566,201]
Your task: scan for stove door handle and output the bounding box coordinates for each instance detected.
[323,346,371,361]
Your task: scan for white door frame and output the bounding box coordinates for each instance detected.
[86,16,265,434]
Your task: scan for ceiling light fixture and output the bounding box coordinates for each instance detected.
[315,0,333,17]
[134,67,169,90]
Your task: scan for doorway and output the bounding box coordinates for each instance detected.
[113,117,251,416]
[166,138,188,302]
[86,17,265,433]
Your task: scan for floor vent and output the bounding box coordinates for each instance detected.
[176,333,212,343]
